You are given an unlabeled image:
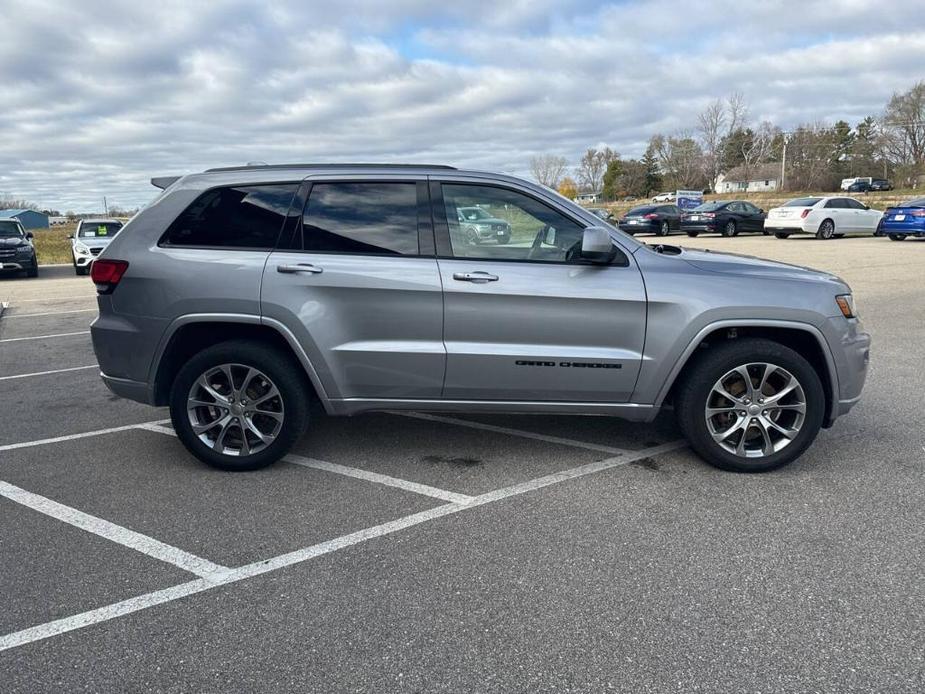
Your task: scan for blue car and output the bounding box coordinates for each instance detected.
[879,197,925,241]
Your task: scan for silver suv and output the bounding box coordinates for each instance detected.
[71,218,124,275]
[90,164,870,473]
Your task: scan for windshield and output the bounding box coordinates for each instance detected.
[458,207,492,221]
[78,221,123,238]
[0,221,24,238]
[783,198,821,207]
[692,202,726,212]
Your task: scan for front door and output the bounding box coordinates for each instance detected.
[261,179,445,400]
[432,181,647,403]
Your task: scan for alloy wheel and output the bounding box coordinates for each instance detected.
[186,363,284,456]
[704,362,806,458]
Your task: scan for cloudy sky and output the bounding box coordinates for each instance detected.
[1,0,923,212]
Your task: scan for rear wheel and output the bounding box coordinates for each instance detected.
[816,219,835,240]
[686,231,699,237]
[722,220,737,237]
[170,340,309,471]
[675,338,824,473]
[888,234,907,241]
[774,232,790,239]
[658,221,670,236]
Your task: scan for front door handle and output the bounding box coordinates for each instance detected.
[277,263,323,274]
[453,271,499,283]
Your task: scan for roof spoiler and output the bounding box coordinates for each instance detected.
[151,175,181,190]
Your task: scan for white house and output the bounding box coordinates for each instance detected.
[575,191,601,204]
[715,164,781,194]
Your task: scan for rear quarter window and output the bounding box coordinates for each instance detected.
[162,184,298,248]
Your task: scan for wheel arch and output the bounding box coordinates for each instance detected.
[150,315,330,411]
[657,320,839,427]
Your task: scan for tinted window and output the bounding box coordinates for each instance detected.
[726,202,744,213]
[164,185,296,248]
[843,198,864,209]
[825,199,846,209]
[300,183,419,256]
[627,205,656,216]
[78,221,122,238]
[784,197,822,207]
[693,202,726,212]
[442,183,585,263]
[742,202,761,214]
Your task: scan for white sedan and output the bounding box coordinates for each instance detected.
[764,196,883,239]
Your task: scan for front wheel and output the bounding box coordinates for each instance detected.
[888,234,906,242]
[497,232,511,245]
[774,232,790,239]
[675,338,824,473]
[170,340,310,471]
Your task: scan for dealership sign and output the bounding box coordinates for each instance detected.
[676,190,704,211]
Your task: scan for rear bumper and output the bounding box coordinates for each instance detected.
[619,222,657,234]
[681,223,717,233]
[822,316,871,426]
[101,373,155,405]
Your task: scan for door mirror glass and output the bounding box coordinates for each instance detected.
[543,227,557,245]
[580,226,615,263]
[26,231,34,239]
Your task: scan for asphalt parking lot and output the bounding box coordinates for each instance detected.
[1,236,923,693]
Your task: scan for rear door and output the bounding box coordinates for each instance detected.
[261,177,445,400]
[432,179,646,403]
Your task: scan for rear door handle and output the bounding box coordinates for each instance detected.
[277,263,323,274]
[453,271,499,283]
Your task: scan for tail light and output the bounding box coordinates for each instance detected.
[800,209,811,218]
[644,213,659,220]
[701,212,715,218]
[90,259,129,294]
[911,209,925,217]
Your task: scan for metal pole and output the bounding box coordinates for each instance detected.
[780,139,787,192]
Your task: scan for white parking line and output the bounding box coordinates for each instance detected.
[0,419,170,453]
[0,365,98,381]
[6,295,97,303]
[285,454,476,505]
[0,330,90,343]
[2,308,97,318]
[135,425,476,505]
[0,481,229,579]
[396,412,631,456]
[0,439,687,652]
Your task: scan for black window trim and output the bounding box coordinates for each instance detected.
[430,180,628,268]
[272,178,434,258]
[157,180,302,251]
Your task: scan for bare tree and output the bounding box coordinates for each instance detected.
[530,154,569,188]
[881,81,925,185]
[698,99,726,189]
[726,92,748,134]
[650,132,706,190]
[576,147,618,192]
[739,121,778,180]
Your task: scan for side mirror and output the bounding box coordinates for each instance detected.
[863,205,870,210]
[68,234,74,239]
[759,208,764,214]
[580,226,615,263]
[26,231,34,239]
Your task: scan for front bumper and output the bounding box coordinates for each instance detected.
[74,253,95,267]
[0,255,35,271]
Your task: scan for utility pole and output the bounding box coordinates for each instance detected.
[103,197,109,216]
[780,136,787,192]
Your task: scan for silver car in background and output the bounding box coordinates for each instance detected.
[89,164,870,474]
[70,218,124,274]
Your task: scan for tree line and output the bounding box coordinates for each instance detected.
[532,80,925,200]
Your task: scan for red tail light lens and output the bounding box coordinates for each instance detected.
[911,209,925,217]
[90,259,129,294]
[800,209,811,218]
[644,213,659,219]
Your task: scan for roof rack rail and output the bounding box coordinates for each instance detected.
[204,163,457,173]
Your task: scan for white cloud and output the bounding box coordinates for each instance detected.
[0,0,922,210]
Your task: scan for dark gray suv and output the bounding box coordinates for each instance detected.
[90,164,870,473]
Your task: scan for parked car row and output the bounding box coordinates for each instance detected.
[613,195,925,241]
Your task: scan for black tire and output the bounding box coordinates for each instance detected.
[170,340,310,471]
[686,231,699,237]
[497,232,511,245]
[816,218,835,240]
[762,230,770,236]
[675,338,825,473]
[26,261,38,278]
[76,265,89,276]
[888,234,906,241]
[833,234,845,239]
[658,221,670,236]
[774,232,790,239]
[722,220,737,237]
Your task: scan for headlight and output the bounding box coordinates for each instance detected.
[75,242,90,254]
[836,294,857,319]
[16,245,32,255]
